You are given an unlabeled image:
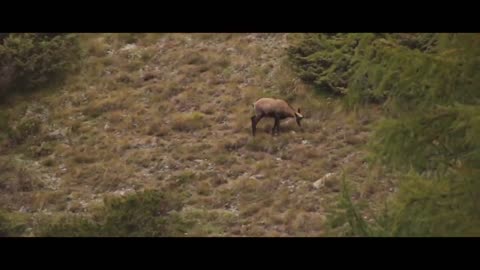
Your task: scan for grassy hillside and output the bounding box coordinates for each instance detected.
[0,33,393,236]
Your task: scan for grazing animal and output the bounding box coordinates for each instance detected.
[251,97,304,136]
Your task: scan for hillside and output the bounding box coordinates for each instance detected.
[0,33,394,236]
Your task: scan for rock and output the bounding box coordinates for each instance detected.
[47,128,68,140]
[120,44,137,51]
[313,179,324,189]
[313,172,337,190]
[131,137,158,149]
[113,188,135,197]
[249,174,265,180]
[302,140,310,145]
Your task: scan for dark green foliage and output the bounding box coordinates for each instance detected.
[298,33,480,236]
[36,190,187,237]
[287,34,361,96]
[0,33,82,98]
[287,33,438,102]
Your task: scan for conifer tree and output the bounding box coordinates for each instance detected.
[289,33,480,236]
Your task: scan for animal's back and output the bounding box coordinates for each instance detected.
[254,98,288,115]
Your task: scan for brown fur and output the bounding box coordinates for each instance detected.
[251,98,303,136]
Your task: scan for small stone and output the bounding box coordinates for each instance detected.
[250,174,265,180]
[120,44,137,51]
[47,128,68,140]
[313,172,337,189]
[313,179,325,189]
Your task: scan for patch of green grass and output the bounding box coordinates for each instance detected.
[0,210,29,236]
[169,207,238,236]
[171,112,209,132]
[83,99,126,119]
[175,170,197,185]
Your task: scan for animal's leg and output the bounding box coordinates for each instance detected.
[272,117,280,136]
[251,115,263,136]
[271,119,276,136]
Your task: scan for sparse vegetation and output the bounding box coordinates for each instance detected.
[1,33,471,237]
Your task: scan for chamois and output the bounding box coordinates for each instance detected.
[251,97,304,136]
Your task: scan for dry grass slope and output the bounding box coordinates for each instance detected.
[0,33,393,236]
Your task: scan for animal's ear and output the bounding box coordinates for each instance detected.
[298,108,301,114]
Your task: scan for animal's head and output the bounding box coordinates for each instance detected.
[295,108,304,127]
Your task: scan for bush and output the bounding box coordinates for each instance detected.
[36,190,186,237]
[287,34,360,96]
[323,34,480,236]
[287,33,437,101]
[0,33,82,98]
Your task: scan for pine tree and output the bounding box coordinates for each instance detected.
[290,33,480,236]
